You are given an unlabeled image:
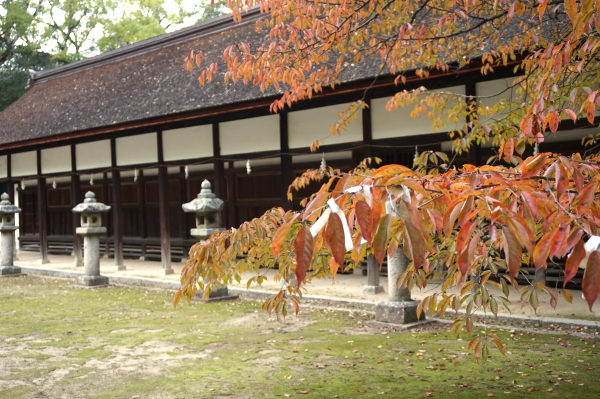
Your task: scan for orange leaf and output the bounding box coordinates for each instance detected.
[586,101,595,125]
[564,108,577,122]
[503,138,514,159]
[324,212,346,268]
[520,154,548,179]
[577,182,598,212]
[272,214,299,257]
[555,163,568,199]
[582,251,600,311]
[294,226,314,289]
[371,196,384,231]
[564,240,585,287]
[372,164,413,178]
[372,215,391,267]
[507,216,535,253]
[533,231,553,270]
[355,200,375,244]
[564,0,578,23]
[503,225,522,281]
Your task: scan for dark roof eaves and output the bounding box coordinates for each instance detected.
[30,8,264,85]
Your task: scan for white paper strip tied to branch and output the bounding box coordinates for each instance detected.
[581,236,600,270]
[309,208,331,237]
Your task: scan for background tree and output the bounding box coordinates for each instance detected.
[178,0,600,359]
[0,0,43,66]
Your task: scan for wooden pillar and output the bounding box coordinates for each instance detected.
[280,112,293,211]
[70,145,83,266]
[362,99,373,160]
[226,162,237,228]
[212,123,228,225]
[110,138,125,270]
[138,169,147,259]
[466,81,481,166]
[36,150,49,264]
[157,131,173,275]
[6,153,13,203]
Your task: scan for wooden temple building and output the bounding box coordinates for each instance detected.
[0,10,593,281]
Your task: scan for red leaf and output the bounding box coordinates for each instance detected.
[294,226,314,289]
[355,200,375,244]
[456,220,477,255]
[564,240,586,287]
[324,212,346,268]
[503,226,522,281]
[372,164,413,178]
[533,231,553,270]
[405,219,427,268]
[372,215,391,267]
[520,154,548,179]
[521,192,539,220]
[371,196,384,231]
[582,251,600,311]
[272,214,299,256]
[507,215,535,253]
[564,108,577,122]
[550,224,569,258]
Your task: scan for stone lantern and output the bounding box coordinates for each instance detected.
[0,193,22,276]
[182,180,237,301]
[72,191,111,287]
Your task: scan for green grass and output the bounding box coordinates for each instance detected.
[1,275,599,398]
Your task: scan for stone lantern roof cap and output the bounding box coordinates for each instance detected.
[0,193,21,214]
[182,180,224,213]
[72,191,111,213]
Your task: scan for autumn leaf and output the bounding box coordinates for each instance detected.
[582,251,600,311]
[503,226,522,281]
[324,212,346,268]
[520,154,548,179]
[355,200,375,244]
[294,226,314,289]
[303,192,330,222]
[564,240,586,287]
[372,215,391,267]
[372,164,413,178]
[533,231,553,270]
[272,214,299,256]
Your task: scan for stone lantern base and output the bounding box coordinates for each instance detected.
[374,300,423,324]
[194,286,239,303]
[77,275,109,288]
[0,266,23,277]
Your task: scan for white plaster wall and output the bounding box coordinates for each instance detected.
[41,146,71,174]
[220,115,279,155]
[117,133,158,166]
[292,151,353,164]
[288,103,363,149]
[475,78,523,123]
[11,151,37,177]
[76,140,111,170]
[233,157,281,169]
[0,156,7,179]
[372,86,466,140]
[163,125,213,161]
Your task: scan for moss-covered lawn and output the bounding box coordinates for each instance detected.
[0,276,599,398]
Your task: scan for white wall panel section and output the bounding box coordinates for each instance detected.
[475,78,524,123]
[117,133,158,166]
[293,151,352,164]
[372,86,466,140]
[189,164,213,172]
[220,115,279,155]
[41,146,71,174]
[163,125,213,161]
[289,104,363,149]
[233,157,281,169]
[11,151,37,177]
[0,156,7,178]
[76,140,111,170]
